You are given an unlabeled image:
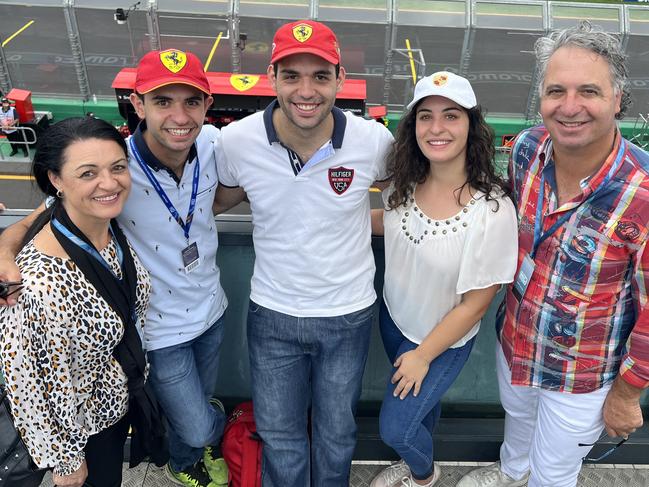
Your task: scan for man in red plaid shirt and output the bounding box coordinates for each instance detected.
[459,22,649,487]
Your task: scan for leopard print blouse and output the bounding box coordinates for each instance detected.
[0,237,150,477]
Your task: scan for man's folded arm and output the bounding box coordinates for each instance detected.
[0,203,45,305]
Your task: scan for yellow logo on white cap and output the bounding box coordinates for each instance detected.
[432,72,449,86]
[292,23,313,43]
[230,74,260,92]
[160,50,187,73]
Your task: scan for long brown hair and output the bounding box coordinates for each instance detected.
[386,102,510,210]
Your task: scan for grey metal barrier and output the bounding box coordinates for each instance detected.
[0,126,36,161]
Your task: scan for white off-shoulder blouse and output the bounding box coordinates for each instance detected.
[382,188,518,347]
[0,237,150,477]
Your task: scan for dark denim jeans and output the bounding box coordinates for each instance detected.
[378,301,474,480]
[247,300,374,487]
[147,316,226,471]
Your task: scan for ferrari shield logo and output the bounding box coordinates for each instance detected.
[293,23,313,43]
[161,50,187,73]
[328,167,354,195]
[230,74,260,92]
[432,72,449,86]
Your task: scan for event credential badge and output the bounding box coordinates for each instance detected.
[182,242,200,274]
[512,253,534,302]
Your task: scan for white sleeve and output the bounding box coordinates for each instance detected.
[215,128,239,188]
[201,123,220,143]
[210,128,222,173]
[456,195,518,294]
[198,124,221,175]
[373,124,394,182]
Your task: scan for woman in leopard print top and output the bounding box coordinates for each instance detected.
[0,117,151,487]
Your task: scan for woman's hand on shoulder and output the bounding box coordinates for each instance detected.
[391,349,430,400]
[53,460,87,487]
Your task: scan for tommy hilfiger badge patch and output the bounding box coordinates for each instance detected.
[329,167,354,195]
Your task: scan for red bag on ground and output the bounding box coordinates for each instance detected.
[222,401,262,487]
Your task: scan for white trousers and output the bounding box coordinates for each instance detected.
[496,344,611,487]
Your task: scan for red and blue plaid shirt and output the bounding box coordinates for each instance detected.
[498,125,649,393]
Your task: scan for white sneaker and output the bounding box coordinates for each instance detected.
[399,463,442,487]
[370,460,411,487]
[456,462,529,487]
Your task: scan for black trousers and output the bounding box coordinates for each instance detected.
[23,414,129,487]
[5,130,27,155]
[83,414,129,487]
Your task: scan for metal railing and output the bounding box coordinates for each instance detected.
[0,125,36,161]
[630,113,649,150]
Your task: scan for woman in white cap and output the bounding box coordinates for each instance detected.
[370,72,518,487]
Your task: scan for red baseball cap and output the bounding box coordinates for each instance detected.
[270,20,340,65]
[135,49,211,95]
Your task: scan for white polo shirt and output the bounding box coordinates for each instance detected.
[120,122,227,351]
[218,102,393,317]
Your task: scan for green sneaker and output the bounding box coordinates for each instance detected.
[202,397,228,484]
[165,462,218,487]
[203,445,229,485]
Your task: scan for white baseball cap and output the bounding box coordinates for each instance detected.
[407,71,477,110]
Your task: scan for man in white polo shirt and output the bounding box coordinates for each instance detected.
[0,49,228,487]
[125,50,228,487]
[215,20,393,486]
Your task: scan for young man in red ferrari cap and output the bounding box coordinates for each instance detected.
[0,49,229,487]
[215,20,394,486]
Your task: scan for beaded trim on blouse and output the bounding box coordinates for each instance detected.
[400,196,476,244]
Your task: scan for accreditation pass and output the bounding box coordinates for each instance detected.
[182,242,200,273]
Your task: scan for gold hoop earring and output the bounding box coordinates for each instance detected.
[56,189,63,199]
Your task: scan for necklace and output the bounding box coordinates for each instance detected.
[400,197,476,245]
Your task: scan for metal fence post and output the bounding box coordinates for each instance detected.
[63,0,91,100]
[523,1,550,122]
[459,1,475,77]
[309,0,318,20]
[382,0,397,108]
[230,0,241,74]
[146,0,161,51]
[0,44,12,95]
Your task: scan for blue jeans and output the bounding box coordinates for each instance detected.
[379,301,474,480]
[247,300,373,487]
[147,316,227,471]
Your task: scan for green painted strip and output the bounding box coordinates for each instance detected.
[32,97,123,126]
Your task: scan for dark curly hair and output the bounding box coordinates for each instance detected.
[386,102,510,210]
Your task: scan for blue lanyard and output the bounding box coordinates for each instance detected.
[531,138,626,259]
[51,218,124,279]
[129,137,200,241]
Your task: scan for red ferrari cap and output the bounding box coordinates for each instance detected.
[135,49,210,95]
[270,20,340,65]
